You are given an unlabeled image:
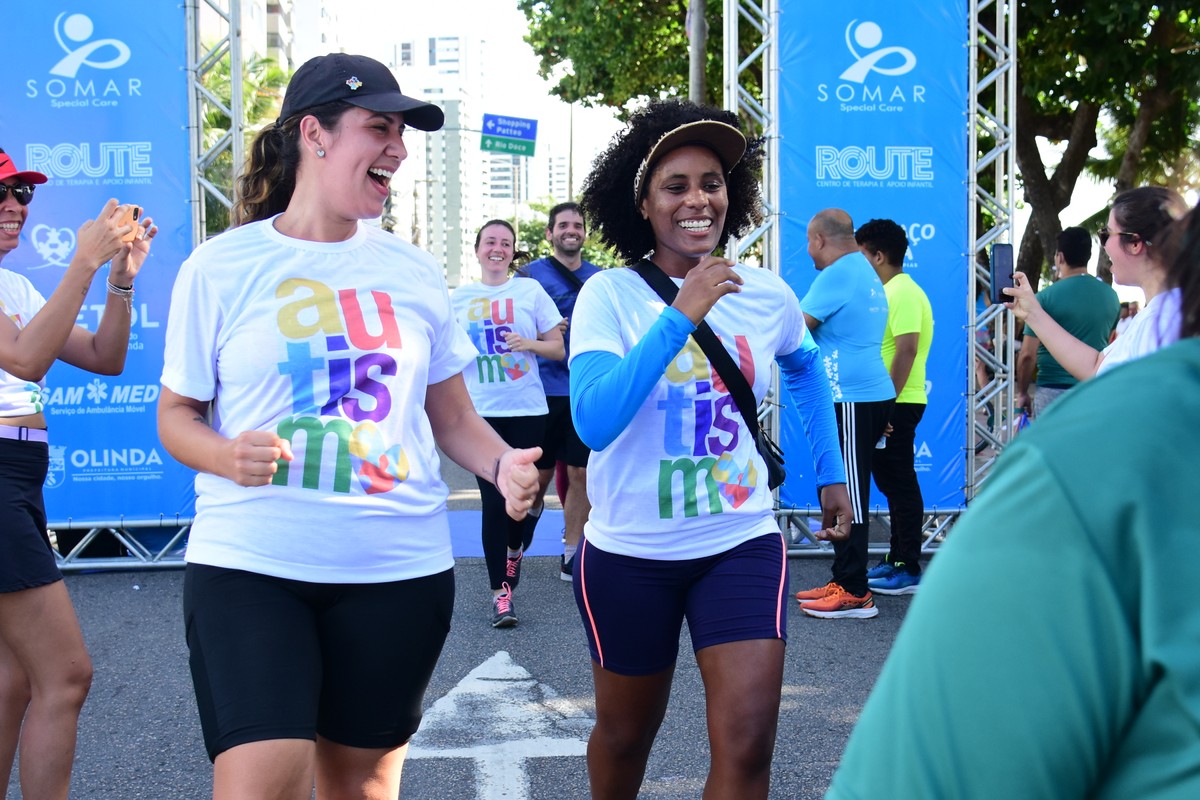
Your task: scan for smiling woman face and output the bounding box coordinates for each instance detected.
[0,178,32,261]
[475,222,515,284]
[638,145,728,276]
[312,107,407,224]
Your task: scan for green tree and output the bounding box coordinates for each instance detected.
[517,0,759,118]
[521,1,1200,287]
[1014,2,1200,287]
[200,52,289,237]
[515,198,623,269]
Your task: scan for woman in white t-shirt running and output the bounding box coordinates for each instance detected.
[1006,186,1188,378]
[568,100,853,799]
[451,219,563,628]
[156,55,540,799]
[0,146,154,798]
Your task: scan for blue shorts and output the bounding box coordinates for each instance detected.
[572,532,789,675]
[0,439,61,594]
[184,563,454,761]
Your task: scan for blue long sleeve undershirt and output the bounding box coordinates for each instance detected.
[570,308,847,489]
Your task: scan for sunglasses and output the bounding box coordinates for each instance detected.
[1098,226,1144,247]
[0,183,36,206]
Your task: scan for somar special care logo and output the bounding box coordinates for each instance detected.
[818,19,922,112]
[19,13,153,201]
[25,12,140,109]
[814,19,933,189]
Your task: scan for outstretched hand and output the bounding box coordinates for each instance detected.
[671,256,743,325]
[814,483,853,542]
[497,447,542,520]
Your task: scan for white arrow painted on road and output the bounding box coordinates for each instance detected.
[409,651,593,800]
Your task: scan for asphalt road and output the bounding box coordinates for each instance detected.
[8,455,915,799]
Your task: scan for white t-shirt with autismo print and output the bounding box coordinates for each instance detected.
[0,269,48,416]
[450,277,563,417]
[569,265,807,560]
[161,217,477,583]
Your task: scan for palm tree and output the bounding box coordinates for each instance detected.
[200,52,289,237]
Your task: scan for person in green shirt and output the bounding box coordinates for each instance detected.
[854,219,933,595]
[828,201,1200,800]
[1015,226,1119,418]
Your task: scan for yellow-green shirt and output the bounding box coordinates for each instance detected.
[880,273,933,404]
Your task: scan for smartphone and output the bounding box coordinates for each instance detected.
[989,243,1014,305]
[118,205,143,243]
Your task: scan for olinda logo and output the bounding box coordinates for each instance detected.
[25,13,142,107]
[69,448,164,468]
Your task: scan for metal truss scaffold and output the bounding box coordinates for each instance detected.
[57,0,243,572]
[60,1,1017,572]
[722,0,1018,555]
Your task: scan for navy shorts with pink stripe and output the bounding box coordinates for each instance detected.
[572,531,789,676]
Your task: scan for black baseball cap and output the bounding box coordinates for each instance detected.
[278,53,445,132]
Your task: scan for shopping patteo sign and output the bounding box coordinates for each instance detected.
[481,113,538,157]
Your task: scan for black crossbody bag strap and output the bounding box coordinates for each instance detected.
[631,260,762,439]
[547,256,585,291]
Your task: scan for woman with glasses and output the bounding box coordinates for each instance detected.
[1005,186,1187,377]
[829,199,1200,799]
[0,146,154,797]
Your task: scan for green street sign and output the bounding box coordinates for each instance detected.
[481,135,536,157]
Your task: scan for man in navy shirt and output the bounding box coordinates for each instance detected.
[518,202,602,580]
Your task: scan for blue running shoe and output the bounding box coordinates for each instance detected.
[869,570,920,596]
[866,561,897,580]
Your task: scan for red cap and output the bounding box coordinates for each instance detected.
[0,148,48,185]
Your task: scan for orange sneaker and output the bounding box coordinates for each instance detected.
[800,586,878,619]
[795,581,842,602]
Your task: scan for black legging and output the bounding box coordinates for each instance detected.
[477,414,547,590]
[830,399,894,596]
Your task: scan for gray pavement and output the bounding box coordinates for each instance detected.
[8,456,915,799]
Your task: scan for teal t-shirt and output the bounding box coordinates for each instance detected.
[1024,273,1119,386]
[828,338,1200,800]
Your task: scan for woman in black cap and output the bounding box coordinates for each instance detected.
[0,147,153,798]
[157,54,541,797]
[569,99,852,798]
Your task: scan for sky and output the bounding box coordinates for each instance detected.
[335,0,623,192]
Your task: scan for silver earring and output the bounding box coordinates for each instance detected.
[316,148,326,158]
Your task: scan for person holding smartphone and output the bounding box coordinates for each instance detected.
[0,146,154,797]
[1013,228,1120,419]
[829,199,1200,800]
[157,54,540,799]
[1005,186,1187,379]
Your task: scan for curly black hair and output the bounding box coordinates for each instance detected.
[579,99,764,264]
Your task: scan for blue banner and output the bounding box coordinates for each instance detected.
[1,5,196,525]
[777,4,970,512]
